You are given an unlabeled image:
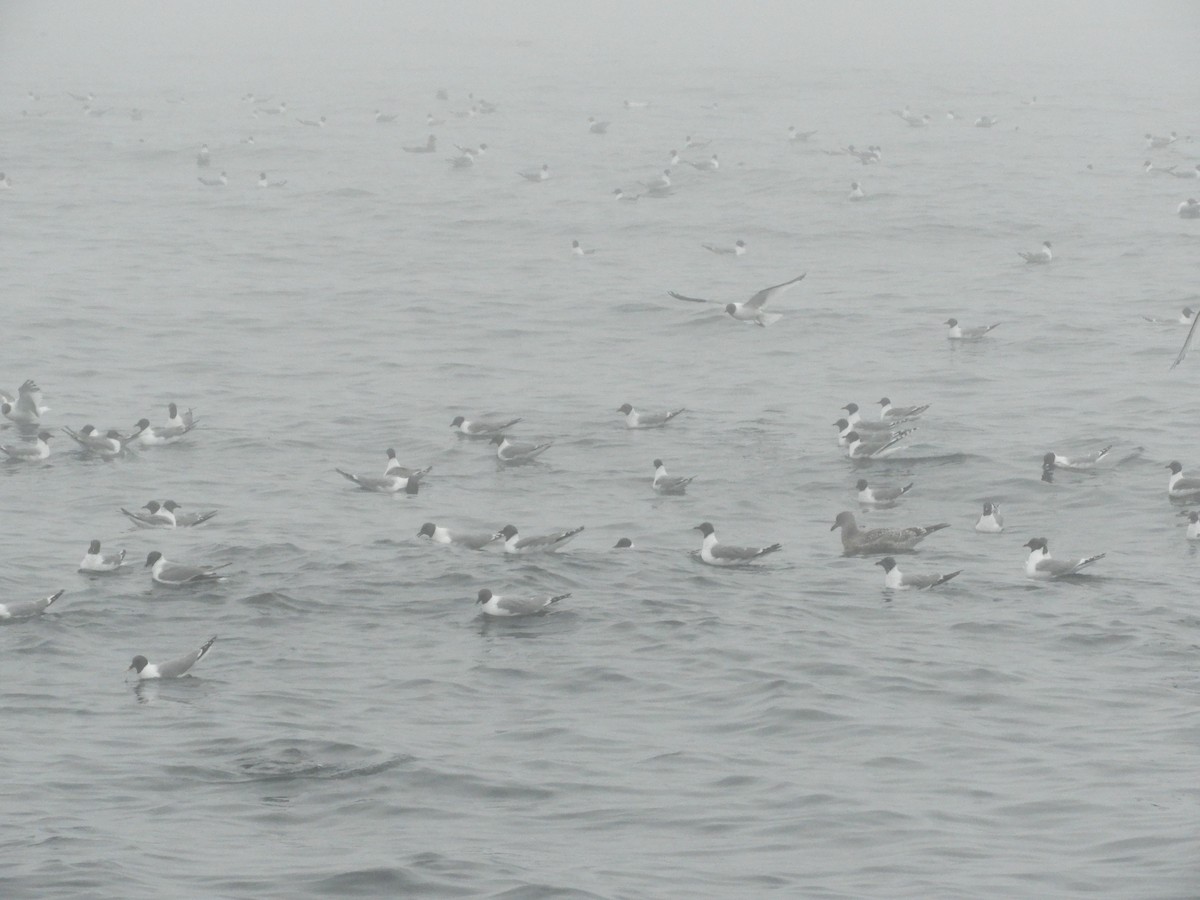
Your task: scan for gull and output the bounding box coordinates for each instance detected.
[121,500,178,528]
[144,551,230,586]
[945,318,1000,340]
[788,127,818,142]
[417,522,501,550]
[80,540,126,572]
[491,435,552,463]
[641,169,672,192]
[831,511,950,555]
[448,153,475,169]
[1165,461,1200,500]
[1018,241,1053,263]
[623,99,649,109]
[666,149,681,166]
[1169,164,1200,179]
[384,448,433,479]
[685,154,720,171]
[1187,512,1200,540]
[878,397,930,420]
[403,135,437,153]
[843,145,882,164]
[1141,306,1195,325]
[975,502,1004,533]
[476,588,571,617]
[1044,446,1111,473]
[684,135,710,149]
[258,102,287,115]
[1,431,52,462]
[1023,537,1104,579]
[842,402,915,431]
[335,466,428,493]
[668,273,806,327]
[128,636,216,679]
[848,181,865,200]
[617,404,685,428]
[159,500,217,527]
[1144,160,1177,175]
[1145,131,1178,149]
[1180,199,1200,219]
[571,240,597,256]
[702,240,746,256]
[612,188,640,202]
[518,164,550,182]
[1,379,48,424]
[835,420,915,450]
[61,425,134,458]
[0,589,63,620]
[450,415,522,437]
[844,430,910,459]
[198,171,227,187]
[296,115,326,127]
[975,115,998,128]
[895,111,931,127]
[876,557,961,589]
[856,479,913,505]
[258,172,287,188]
[693,522,781,566]
[946,110,963,121]
[374,110,398,123]
[128,407,196,445]
[653,459,694,494]
[497,524,583,554]
[587,117,609,134]
[196,144,210,167]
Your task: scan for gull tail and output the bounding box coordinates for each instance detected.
[757,543,783,558]
[898,483,914,497]
[931,570,962,588]
[43,589,65,609]
[1076,553,1106,572]
[923,523,952,536]
[335,469,363,486]
[548,593,572,605]
[197,636,217,660]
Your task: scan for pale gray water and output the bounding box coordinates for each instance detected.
[2,3,1199,898]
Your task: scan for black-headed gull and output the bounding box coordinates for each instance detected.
[1,379,48,424]
[490,435,552,463]
[80,540,125,572]
[476,588,570,617]
[417,522,501,550]
[0,589,63,620]
[856,479,913,505]
[518,164,550,182]
[693,522,781,566]
[498,524,583,553]
[1044,446,1111,472]
[975,502,1004,533]
[587,117,609,134]
[128,636,216,679]
[0,430,52,462]
[844,430,910,459]
[1022,538,1104,579]
[702,240,746,256]
[832,511,949,555]
[198,171,227,187]
[450,415,522,437]
[160,500,217,527]
[144,551,230,586]
[878,397,930,420]
[258,172,287,188]
[848,181,865,201]
[61,425,135,458]
[1018,241,1053,264]
[617,404,685,428]
[788,127,818,142]
[1166,461,1200,500]
[945,318,1000,340]
[668,273,806,327]
[876,557,961,589]
[653,459,694,494]
[336,466,428,493]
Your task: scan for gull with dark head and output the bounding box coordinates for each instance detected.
[144,551,230,586]
[618,404,685,429]
[1018,241,1053,264]
[878,397,930,420]
[653,459,694,494]
[669,273,805,327]
[1022,538,1104,579]
[490,434,553,463]
[0,431,52,462]
[856,479,913,505]
[450,415,522,437]
[80,540,125,572]
[497,524,583,554]
[476,588,571,617]
[876,557,961,590]
[1165,461,1200,500]
[945,318,1000,340]
[693,522,781,566]
[975,502,1004,533]
[418,523,501,550]
[128,636,216,679]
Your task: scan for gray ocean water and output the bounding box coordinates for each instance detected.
[2,6,1199,898]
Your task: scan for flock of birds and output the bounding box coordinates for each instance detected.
[5,88,1200,685]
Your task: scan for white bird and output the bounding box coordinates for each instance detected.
[693,522,781,566]
[383,448,432,479]
[519,164,550,182]
[666,149,681,166]
[876,556,961,589]
[144,551,230,586]
[894,109,931,127]
[120,500,178,528]
[848,181,865,201]
[587,117,609,134]
[641,169,672,193]
[1,379,48,424]
[128,636,216,679]
[617,404,685,428]
[653,459,694,494]
[685,154,720,171]
[702,240,746,256]
[159,500,217,527]
[788,127,818,142]
[1145,131,1178,149]
[128,405,196,445]
[668,273,806,327]
[1166,461,1200,500]
[1179,199,1200,219]
[450,415,522,437]
[1018,241,1053,264]
[497,524,583,554]
[684,135,710,149]
[831,511,949,555]
[841,403,915,431]
[80,540,126,572]
[1186,512,1200,540]
[417,522,500,550]
[196,144,210,167]
[0,589,63,620]
[975,502,1004,533]
[975,115,998,128]
[336,465,428,493]
[1043,446,1111,473]
[1144,160,1177,175]
[1141,306,1195,325]
[571,240,596,256]
[0,430,52,462]
[1023,538,1104,579]
[476,588,571,617]
[197,171,227,187]
[878,397,930,420]
[258,171,287,188]
[855,479,913,505]
[374,110,398,123]
[612,188,640,202]
[296,115,326,127]
[490,435,552,463]
[846,430,912,459]
[61,425,134,457]
[945,318,1001,340]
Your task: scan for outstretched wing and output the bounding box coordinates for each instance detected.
[745,273,806,309]
[1170,311,1200,369]
[668,291,720,304]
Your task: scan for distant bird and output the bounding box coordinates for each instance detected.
[640,169,672,193]
[684,135,710,149]
[571,240,596,256]
[945,318,1000,340]
[788,126,818,142]
[79,540,126,572]
[895,110,931,127]
[1168,164,1200,179]
[693,522,781,566]
[476,588,571,617]
[1145,131,1179,149]
[144,551,230,586]
[668,273,806,327]
[848,181,865,200]
[374,110,398,124]
[0,430,52,462]
[258,172,287,188]
[197,171,227,187]
[844,430,910,459]
[666,149,681,166]
[685,154,720,171]
[497,524,583,554]
[1144,160,1177,175]
[450,415,522,437]
[855,478,913,505]
[587,117,609,134]
[335,465,428,493]
[519,164,550,182]
[0,172,10,189]
[403,135,437,153]
[1187,512,1200,540]
[975,502,1004,533]
[490,434,553,463]
[612,188,640,202]
[258,101,287,115]
[296,115,326,127]
[702,240,746,256]
[1043,446,1111,472]
[1165,461,1200,500]
[1018,241,1053,264]
[1022,538,1104,579]
[623,99,649,109]
[1141,306,1195,325]
[831,511,949,555]
[974,116,998,128]
[0,589,63,620]
[426,113,445,126]
[196,143,210,167]
[946,110,962,121]
[417,522,501,550]
[876,557,961,589]
[617,404,685,428]
[1,379,48,424]
[878,397,930,420]
[1179,198,1200,219]
[652,459,694,494]
[128,636,217,679]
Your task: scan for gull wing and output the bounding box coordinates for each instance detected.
[1170,311,1200,369]
[157,636,217,677]
[745,273,806,309]
[668,291,720,304]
